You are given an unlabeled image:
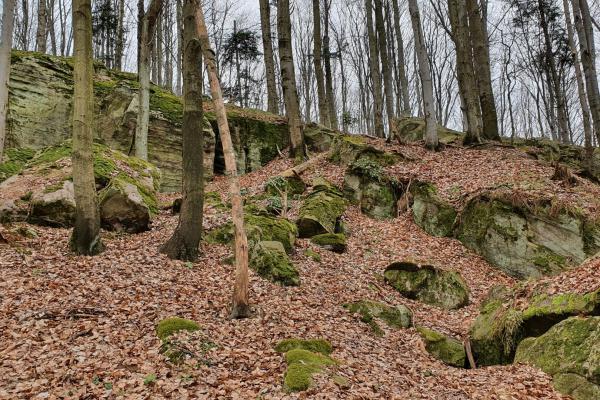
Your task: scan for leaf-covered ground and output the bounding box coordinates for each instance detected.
[1,142,598,399]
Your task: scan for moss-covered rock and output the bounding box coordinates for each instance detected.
[515,317,600,400]
[0,148,36,183]
[344,300,412,335]
[468,286,600,367]
[384,262,469,310]
[328,134,401,167]
[311,233,347,253]
[28,180,76,227]
[411,181,457,237]
[297,181,347,238]
[456,192,598,279]
[275,339,335,392]
[265,175,306,198]
[249,241,300,286]
[205,213,298,253]
[416,327,466,368]
[304,123,339,152]
[391,117,463,144]
[275,338,333,355]
[156,317,200,341]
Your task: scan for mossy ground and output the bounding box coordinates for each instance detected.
[0,148,36,182]
[275,339,333,355]
[275,340,335,392]
[156,317,200,341]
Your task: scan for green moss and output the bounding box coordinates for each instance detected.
[304,249,322,262]
[283,349,336,392]
[416,326,467,368]
[297,184,348,238]
[344,300,412,335]
[156,317,200,341]
[249,241,300,286]
[275,339,333,355]
[28,143,72,167]
[411,182,457,237]
[311,233,347,253]
[149,86,183,125]
[104,172,158,215]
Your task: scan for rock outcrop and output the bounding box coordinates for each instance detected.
[416,326,466,368]
[515,317,600,400]
[391,117,463,144]
[410,181,457,237]
[344,300,412,335]
[384,261,470,310]
[297,179,348,238]
[5,51,290,192]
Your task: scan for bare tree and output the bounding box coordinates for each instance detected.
[195,0,251,318]
[259,0,279,114]
[0,0,16,162]
[323,0,338,129]
[374,0,395,140]
[391,0,411,116]
[36,0,48,52]
[71,0,103,255]
[313,0,329,125]
[365,0,384,137]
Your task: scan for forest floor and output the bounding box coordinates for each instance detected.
[1,141,599,399]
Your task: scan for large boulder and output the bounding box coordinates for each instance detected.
[391,117,463,144]
[297,180,348,238]
[416,326,466,368]
[329,134,402,167]
[384,261,469,310]
[410,181,457,237]
[344,300,412,335]
[6,51,290,192]
[0,141,160,232]
[303,123,339,152]
[469,286,600,367]
[249,241,300,286]
[515,317,600,400]
[456,191,600,279]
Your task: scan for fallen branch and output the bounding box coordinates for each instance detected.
[279,150,331,179]
[464,338,477,369]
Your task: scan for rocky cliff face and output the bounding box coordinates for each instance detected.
[5,51,289,192]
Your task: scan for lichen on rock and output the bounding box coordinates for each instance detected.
[249,241,300,286]
[384,261,469,310]
[416,326,466,368]
[410,181,457,237]
[344,300,412,335]
[297,180,347,238]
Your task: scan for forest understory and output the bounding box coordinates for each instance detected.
[1,141,598,399]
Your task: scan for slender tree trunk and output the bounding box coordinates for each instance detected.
[156,12,164,87]
[161,0,204,261]
[312,0,329,126]
[408,0,437,149]
[176,0,183,95]
[374,0,395,140]
[323,0,338,130]
[135,0,163,160]
[233,20,243,105]
[572,0,600,145]
[563,0,592,154]
[164,5,173,91]
[70,0,103,255]
[36,0,48,52]
[48,0,57,55]
[0,0,16,162]
[115,0,125,70]
[20,0,29,50]
[391,0,410,116]
[448,0,482,144]
[278,0,305,160]
[259,0,279,114]
[194,0,250,319]
[365,0,384,137]
[466,0,499,140]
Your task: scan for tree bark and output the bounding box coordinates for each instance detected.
[161,0,204,262]
[70,0,103,255]
[259,0,279,115]
[391,0,411,116]
[277,0,305,160]
[176,0,183,95]
[0,0,16,163]
[365,0,384,138]
[374,0,395,140]
[466,0,499,140]
[448,0,482,144]
[115,0,125,70]
[572,0,600,145]
[323,0,338,130]
[312,0,329,126]
[36,0,48,52]
[135,0,163,160]
[194,0,251,319]
[408,0,437,149]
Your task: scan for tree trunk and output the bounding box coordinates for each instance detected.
[20,0,29,50]
[135,0,163,160]
[0,0,16,163]
[408,0,437,149]
[374,0,395,140]
[194,0,251,319]
[259,0,279,114]
[70,0,103,255]
[176,0,183,95]
[448,0,482,144]
[277,0,305,160]
[466,0,499,141]
[391,0,411,116]
[323,0,338,130]
[365,0,384,138]
[312,0,329,126]
[115,0,125,70]
[36,0,48,52]
[161,0,204,262]
[572,0,600,145]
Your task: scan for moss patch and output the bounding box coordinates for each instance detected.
[311,233,347,253]
[249,241,300,286]
[275,340,335,392]
[411,181,457,237]
[156,317,200,341]
[297,181,348,238]
[417,326,466,368]
[275,339,333,355]
[344,300,412,335]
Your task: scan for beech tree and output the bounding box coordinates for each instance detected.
[365,0,384,138]
[313,0,329,126]
[71,0,103,255]
[161,0,204,261]
[135,0,163,161]
[36,0,48,52]
[195,0,251,319]
[408,0,438,149]
[277,0,305,160]
[259,0,279,114]
[0,0,16,163]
